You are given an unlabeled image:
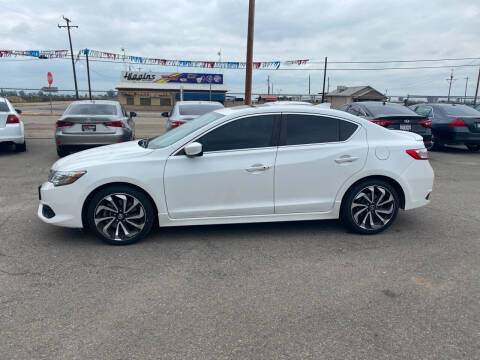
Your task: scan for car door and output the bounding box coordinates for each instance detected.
[163,114,279,219]
[274,113,367,213]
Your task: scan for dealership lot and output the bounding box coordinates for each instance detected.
[1,136,480,358]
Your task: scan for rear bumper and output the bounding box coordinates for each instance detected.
[400,159,434,210]
[0,123,25,144]
[55,128,132,146]
[437,129,480,145]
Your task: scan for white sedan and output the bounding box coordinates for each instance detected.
[0,97,26,152]
[38,105,434,245]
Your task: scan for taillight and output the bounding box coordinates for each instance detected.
[56,120,73,127]
[448,118,466,127]
[419,119,432,128]
[406,148,428,160]
[369,119,394,127]
[170,120,186,129]
[104,121,124,128]
[6,115,19,124]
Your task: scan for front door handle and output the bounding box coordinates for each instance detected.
[335,156,360,164]
[246,164,271,172]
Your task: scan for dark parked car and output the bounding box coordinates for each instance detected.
[338,101,432,149]
[410,103,480,151]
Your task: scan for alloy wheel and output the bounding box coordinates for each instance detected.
[350,185,396,230]
[94,193,146,242]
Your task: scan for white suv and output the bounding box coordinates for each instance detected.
[0,97,26,152]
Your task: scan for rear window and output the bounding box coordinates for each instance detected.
[66,104,117,115]
[365,103,417,117]
[179,104,223,116]
[0,102,9,112]
[442,105,480,117]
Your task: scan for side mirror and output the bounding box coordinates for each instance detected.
[15,109,22,114]
[161,111,170,117]
[184,142,203,157]
[129,111,136,117]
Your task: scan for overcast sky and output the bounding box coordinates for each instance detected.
[1,0,480,97]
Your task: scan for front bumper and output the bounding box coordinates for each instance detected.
[37,181,84,228]
[0,123,25,144]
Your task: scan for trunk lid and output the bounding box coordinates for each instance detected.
[373,115,429,135]
[449,116,480,133]
[0,113,8,128]
[59,115,120,134]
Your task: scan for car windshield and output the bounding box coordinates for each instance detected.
[0,102,9,112]
[366,103,417,117]
[66,103,117,115]
[148,111,224,149]
[442,105,480,117]
[179,104,223,116]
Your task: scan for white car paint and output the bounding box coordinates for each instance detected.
[38,105,434,234]
[0,97,25,147]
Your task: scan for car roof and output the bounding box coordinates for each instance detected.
[175,101,223,105]
[69,100,120,105]
[263,101,313,106]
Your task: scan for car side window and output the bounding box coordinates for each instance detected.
[350,105,366,117]
[197,115,276,152]
[284,114,341,145]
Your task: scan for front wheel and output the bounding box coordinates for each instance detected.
[341,180,399,234]
[86,185,155,245]
[56,146,69,157]
[466,144,480,152]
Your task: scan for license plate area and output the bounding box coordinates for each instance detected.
[82,124,96,132]
[400,124,411,131]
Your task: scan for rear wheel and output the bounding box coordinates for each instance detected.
[16,141,26,152]
[341,180,399,235]
[466,144,480,152]
[430,134,443,151]
[56,146,68,157]
[86,185,155,245]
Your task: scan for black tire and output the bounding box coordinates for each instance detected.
[56,146,68,157]
[341,179,400,235]
[16,141,26,152]
[86,185,155,245]
[430,135,443,151]
[466,144,480,152]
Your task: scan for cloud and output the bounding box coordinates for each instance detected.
[1,0,479,97]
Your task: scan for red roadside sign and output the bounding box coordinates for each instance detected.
[47,72,53,85]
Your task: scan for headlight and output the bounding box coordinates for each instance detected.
[48,170,86,186]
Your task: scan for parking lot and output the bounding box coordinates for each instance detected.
[1,122,480,358]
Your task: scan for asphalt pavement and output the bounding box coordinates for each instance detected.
[0,140,479,359]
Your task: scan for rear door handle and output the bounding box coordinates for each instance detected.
[246,164,271,172]
[335,156,360,164]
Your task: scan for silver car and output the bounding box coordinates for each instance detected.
[164,101,224,131]
[55,100,136,157]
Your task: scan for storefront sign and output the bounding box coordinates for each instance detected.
[121,71,223,84]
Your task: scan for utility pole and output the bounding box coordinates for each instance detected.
[244,0,255,105]
[85,52,92,100]
[446,70,456,103]
[267,75,270,95]
[58,16,79,99]
[464,77,469,104]
[327,77,330,94]
[474,67,480,106]
[321,57,328,103]
[308,74,311,96]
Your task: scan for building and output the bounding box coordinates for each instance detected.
[116,71,228,111]
[326,85,386,109]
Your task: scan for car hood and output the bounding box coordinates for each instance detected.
[52,140,154,171]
